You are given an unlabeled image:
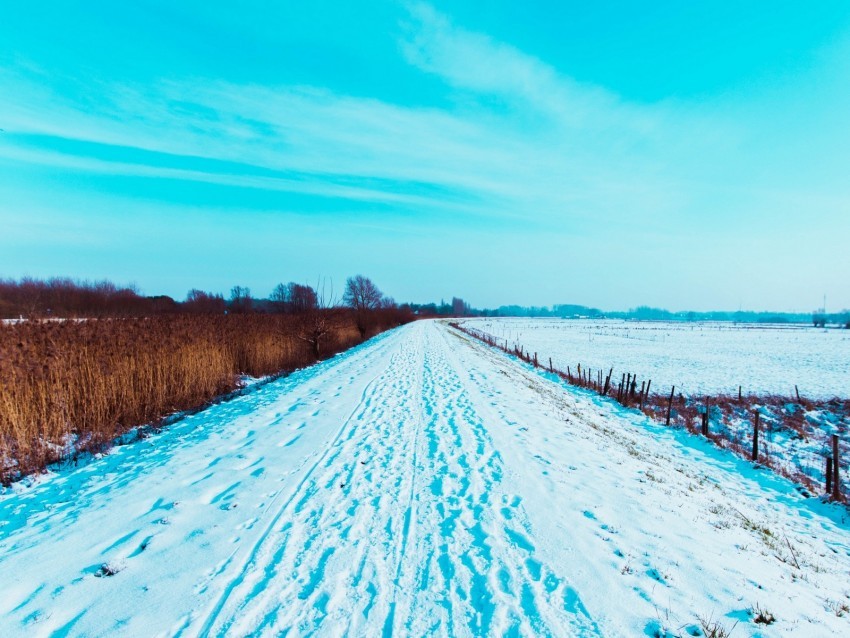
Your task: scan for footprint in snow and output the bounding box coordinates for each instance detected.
[128,536,153,558]
[90,561,125,578]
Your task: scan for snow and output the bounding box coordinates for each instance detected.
[464,318,850,399]
[1,320,849,636]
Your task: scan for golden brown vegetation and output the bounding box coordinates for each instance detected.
[0,309,410,483]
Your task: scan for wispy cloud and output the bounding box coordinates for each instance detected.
[2,3,849,308]
[0,4,731,231]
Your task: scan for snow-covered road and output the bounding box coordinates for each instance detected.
[1,320,849,637]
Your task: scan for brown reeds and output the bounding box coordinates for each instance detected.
[0,309,408,483]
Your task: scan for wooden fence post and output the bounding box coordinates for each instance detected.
[549,357,553,372]
[665,386,675,426]
[738,385,742,401]
[826,457,833,495]
[833,435,841,500]
[752,410,760,461]
[795,385,801,403]
[603,368,612,396]
[639,381,646,410]
[702,401,709,436]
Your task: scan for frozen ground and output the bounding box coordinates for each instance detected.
[465,318,850,399]
[461,319,849,497]
[1,320,849,637]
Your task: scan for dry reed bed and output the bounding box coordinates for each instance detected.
[0,311,402,484]
[452,322,849,502]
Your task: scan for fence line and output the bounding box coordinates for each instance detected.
[450,321,848,503]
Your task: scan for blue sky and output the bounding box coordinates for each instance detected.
[2,1,849,311]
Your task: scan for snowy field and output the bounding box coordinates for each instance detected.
[465,318,850,399]
[1,320,849,636]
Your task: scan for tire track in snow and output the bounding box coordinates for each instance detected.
[399,325,602,636]
[378,336,424,638]
[180,339,405,635]
[191,331,425,635]
[187,320,601,636]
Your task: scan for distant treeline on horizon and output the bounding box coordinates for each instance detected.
[1,277,847,326]
[482,304,850,326]
[0,276,401,319]
[1,276,470,320]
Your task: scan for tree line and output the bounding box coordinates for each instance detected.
[0,275,415,319]
[3,278,843,325]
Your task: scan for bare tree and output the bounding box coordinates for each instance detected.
[292,283,318,313]
[343,275,382,311]
[229,286,252,313]
[342,275,387,338]
[184,289,226,314]
[270,282,319,314]
[291,308,340,358]
[452,297,469,317]
[278,278,338,357]
[270,283,288,312]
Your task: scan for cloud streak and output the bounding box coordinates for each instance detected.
[1,3,848,308]
[0,4,734,232]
